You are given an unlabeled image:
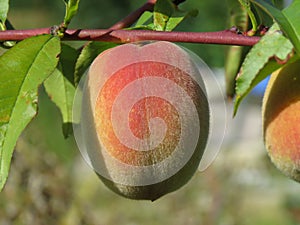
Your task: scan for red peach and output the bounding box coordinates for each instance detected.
[82,41,210,200]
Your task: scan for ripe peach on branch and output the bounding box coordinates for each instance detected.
[74,41,210,200]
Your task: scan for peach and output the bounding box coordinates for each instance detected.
[263,59,300,181]
[80,41,209,200]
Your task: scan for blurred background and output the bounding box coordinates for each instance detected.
[1,0,300,225]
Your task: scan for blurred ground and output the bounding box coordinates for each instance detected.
[2,0,300,225]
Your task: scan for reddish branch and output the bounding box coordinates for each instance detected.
[0,28,260,46]
[0,0,261,46]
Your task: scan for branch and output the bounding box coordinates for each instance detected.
[0,28,260,46]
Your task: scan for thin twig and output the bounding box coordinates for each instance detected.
[109,0,156,30]
[0,28,260,46]
[78,0,156,50]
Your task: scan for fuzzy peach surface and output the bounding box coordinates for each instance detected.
[265,102,300,163]
[80,41,209,199]
[94,60,205,165]
[263,59,300,180]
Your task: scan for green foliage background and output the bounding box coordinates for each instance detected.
[8,0,228,67]
[1,0,300,225]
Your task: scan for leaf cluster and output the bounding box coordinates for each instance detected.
[232,0,300,114]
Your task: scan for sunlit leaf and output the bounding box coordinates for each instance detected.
[154,0,174,31]
[250,0,300,55]
[0,35,60,191]
[154,0,197,31]
[282,0,300,54]
[63,0,80,27]
[135,11,153,26]
[0,0,9,24]
[234,23,294,115]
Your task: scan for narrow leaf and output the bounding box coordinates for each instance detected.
[63,0,80,27]
[0,35,60,191]
[238,0,258,34]
[282,0,300,54]
[74,42,118,85]
[135,11,153,26]
[234,23,293,115]
[129,11,154,30]
[225,0,249,98]
[153,0,197,31]
[44,44,79,138]
[154,0,174,31]
[250,0,300,55]
[228,0,249,31]
[0,0,9,24]
[0,19,16,49]
[165,9,198,31]
[225,46,246,98]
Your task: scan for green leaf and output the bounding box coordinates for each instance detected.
[154,0,174,31]
[63,0,80,27]
[44,44,79,138]
[153,0,197,31]
[74,41,118,85]
[129,11,155,30]
[233,23,293,115]
[0,35,60,191]
[282,0,300,54]
[165,9,198,31]
[238,0,258,34]
[228,0,249,31]
[225,46,248,98]
[225,0,249,98]
[125,24,155,31]
[250,0,300,55]
[135,11,153,27]
[0,0,9,24]
[0,20,16,49]
[0,0,11,48]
